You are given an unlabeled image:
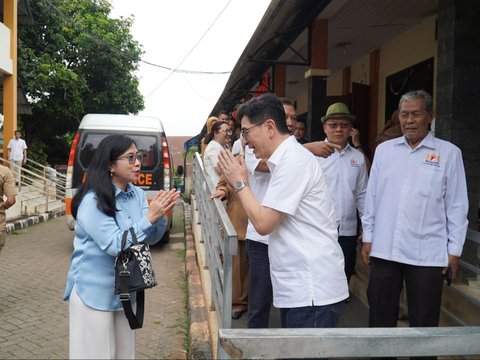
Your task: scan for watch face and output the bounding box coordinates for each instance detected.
[234,181,244,191]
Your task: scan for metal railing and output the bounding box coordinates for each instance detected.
[0,158,66,215]
[192,151,480,359]
[192,152,238,329]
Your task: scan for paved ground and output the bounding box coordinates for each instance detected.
[0,202,187,359]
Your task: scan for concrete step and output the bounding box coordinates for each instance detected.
[350,251,480,327]
[22,199,65,216]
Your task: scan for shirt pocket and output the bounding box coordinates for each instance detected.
[417,166,445,201]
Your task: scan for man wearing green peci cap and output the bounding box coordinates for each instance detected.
[317,103,368,300]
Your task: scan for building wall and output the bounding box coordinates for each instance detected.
[326,16,437,133]
[377,16,437,128]
[0,22,13,75]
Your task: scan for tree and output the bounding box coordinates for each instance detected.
[18,0,144,165]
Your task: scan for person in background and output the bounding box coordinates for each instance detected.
[375,109,403,146]
[317,103,368,299]
[7,130,28,185]
[203,121,231,188]
[282,99,297,134]
[64,134,179,359]
[218,110,230,123]
[243,144,273,328]
[211,141,249,320]
[0,164,16,253]
[362,90,468,339]
[200,116,219,159]
[294,120,308,144]
[218,93,348,328]
[227,116,238,145]
[280,97,341,156]
[234,122,242,141]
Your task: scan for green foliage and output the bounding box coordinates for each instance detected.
[18,0,144,166]
[27,139,49,164]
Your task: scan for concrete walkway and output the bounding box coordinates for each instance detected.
[0,201,187,359]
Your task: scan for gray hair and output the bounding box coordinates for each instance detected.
[399,90,433,115]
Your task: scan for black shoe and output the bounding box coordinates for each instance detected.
[345,296,352,303]
[231,309,246,319]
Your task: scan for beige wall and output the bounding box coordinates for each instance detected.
[326,16,437,134]
[377,16,437,129]
[0,22,13,74]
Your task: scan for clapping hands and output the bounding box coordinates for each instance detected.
[146,188,180,223]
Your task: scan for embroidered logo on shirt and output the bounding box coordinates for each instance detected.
[350,158,359,167]
[424,153,441,167]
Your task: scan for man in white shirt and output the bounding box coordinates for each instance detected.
[7,130,28,184]
[218,93,348,328]
[244,146,273,328]
[362,90,468,329]
[317,103,368,289]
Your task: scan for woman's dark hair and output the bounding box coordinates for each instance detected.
[204,120,226,145]
[71,134,136,219]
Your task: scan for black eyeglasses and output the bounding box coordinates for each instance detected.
[116,152,143,165]
[241,121,265,141]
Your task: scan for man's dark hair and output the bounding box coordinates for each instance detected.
[281,99,295,108]
[218,110,230,119]
[241,93,289,134]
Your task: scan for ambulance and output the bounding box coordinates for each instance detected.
[65,114,173,243]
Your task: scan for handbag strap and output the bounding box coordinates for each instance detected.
[120,227,139,251]
[120,290,145,330]
[118,227,144,329]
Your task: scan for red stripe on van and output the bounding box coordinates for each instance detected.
[66,198,72,215]
[68,133,80,167]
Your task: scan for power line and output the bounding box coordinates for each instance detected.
[145,0,234,97]
[41,0,232,76]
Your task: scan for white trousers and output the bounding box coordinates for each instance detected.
[9,160,22,184]
[69,285,135,359]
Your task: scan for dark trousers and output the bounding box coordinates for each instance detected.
[338,235,357,283]
[246,239,272,328]
[280,301,345,328]
[367,257,444,328]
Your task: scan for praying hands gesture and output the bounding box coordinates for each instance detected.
[146,188,180,223]
[217,150,248,187]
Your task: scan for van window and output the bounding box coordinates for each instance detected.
[73,132,165,190]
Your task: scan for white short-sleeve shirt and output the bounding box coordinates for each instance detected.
[262,136,348,308]
[7,138,27,161]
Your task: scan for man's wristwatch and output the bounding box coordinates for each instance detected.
[233,180,249,192]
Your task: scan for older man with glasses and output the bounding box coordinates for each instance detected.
[362,90,468,336]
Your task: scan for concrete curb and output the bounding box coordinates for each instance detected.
[184,202,213,359]
[6,209,66,234]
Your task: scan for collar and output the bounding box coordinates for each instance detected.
[114,183,135,198]
[267,135,295,171]
[394,131,435,150]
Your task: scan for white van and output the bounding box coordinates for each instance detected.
[65,114,174,243]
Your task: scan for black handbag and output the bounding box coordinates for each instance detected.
[114,228,157,329]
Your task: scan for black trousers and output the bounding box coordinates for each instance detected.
[338,235,357,283]
[367,257,444,328]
